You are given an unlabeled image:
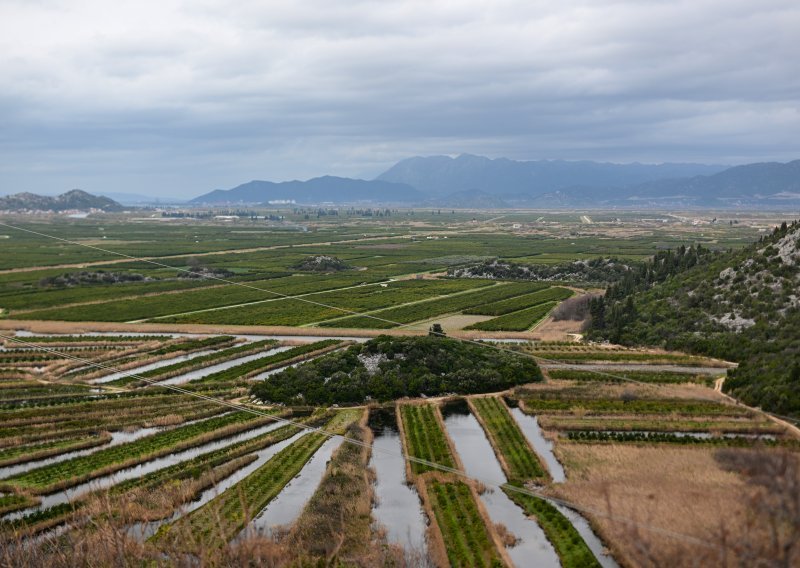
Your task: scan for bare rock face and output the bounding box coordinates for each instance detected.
[293,255,352,272]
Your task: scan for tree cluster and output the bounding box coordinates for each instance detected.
[588,221,800,417]
[251,335,542,405]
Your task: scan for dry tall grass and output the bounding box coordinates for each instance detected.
[551,444,800,567]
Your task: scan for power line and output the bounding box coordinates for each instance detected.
[0,332,718,551]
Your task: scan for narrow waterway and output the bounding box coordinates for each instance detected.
[3,419,287,521]
[506,402,619,567]
[440,400,561,568]
[507,406,566,483]
[158,346,293,385]
[239,434,343,539]
[551,501,620,568]
[0,426,162,479]
[90,349,217,384]
[368,408,428,555]
[129,430,309,540]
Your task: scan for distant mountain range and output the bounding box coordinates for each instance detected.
[191,176,421,205]
[0,189,124,212]
[377,154,727,195]
[194,155,800,208]
[8,156,796,211]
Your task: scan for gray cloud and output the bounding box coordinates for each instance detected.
[0,0,798,197]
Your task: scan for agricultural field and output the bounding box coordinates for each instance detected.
[0,213,767,332]
[0,213,797,566]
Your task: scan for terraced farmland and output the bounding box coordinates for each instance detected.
[153,411,360,550]
[0,310,795,566]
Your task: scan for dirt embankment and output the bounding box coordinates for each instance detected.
[0,319,541,341]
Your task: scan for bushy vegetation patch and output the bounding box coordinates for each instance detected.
[292,255,352,272]
[565,430,786,446]
[450,258,634,283]
[252,335,541,405]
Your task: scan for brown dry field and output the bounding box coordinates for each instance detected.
[550,443,784,566]
[402,313,493,331]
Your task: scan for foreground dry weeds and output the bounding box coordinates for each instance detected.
[552,444,800,567]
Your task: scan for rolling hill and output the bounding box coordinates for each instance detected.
[191,176,421,205]
[587,220,800,416]
[376,153,726,196]
[0,190,124,212]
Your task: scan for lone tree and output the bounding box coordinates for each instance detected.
[428,323,446,337]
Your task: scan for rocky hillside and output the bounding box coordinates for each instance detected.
[0,189,124,212]
[588,221,800,417]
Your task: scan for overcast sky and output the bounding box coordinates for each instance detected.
[1,0,798,198]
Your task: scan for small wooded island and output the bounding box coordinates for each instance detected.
[251,335,541,405]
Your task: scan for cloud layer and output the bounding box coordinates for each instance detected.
[1,0,798,197]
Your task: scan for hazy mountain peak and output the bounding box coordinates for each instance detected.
[376,154,727,196]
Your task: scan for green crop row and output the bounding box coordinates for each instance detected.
[110,421,297,497]
[0,383,96,404]
[0,411,268,493]
[466,302,557,332]
[525,350,718,365]
[547,369,715,385]
[464,286,571,316]
[427,480,505,568]
[147,335,236,356]
[0,492,40,515]
[503,487,601,568]
[539,415,783,434]
[470,397,546,482]
[0,392,214,422]
[0,399,221,438]
[523,398,748,416]
[4,414,295,534]
[566,430,785,446]
[195,340,342,384]
[1,405,227,447]
[154,431,329,549]
[0,434,110,467]
[399,403,456,475]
